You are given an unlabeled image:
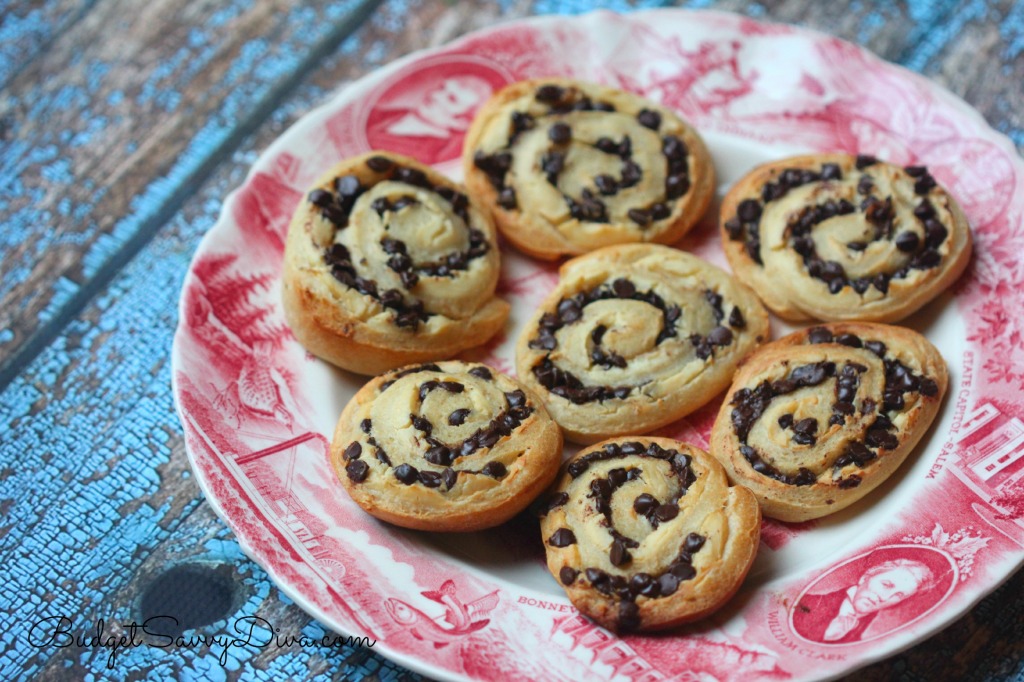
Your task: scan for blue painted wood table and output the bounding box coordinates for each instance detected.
[2,0,1023,679]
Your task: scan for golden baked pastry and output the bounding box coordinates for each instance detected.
[282,151,509,375]
[463,78,715,260]
[515,244,770,444]
[709,323,948,522]
[540,436,760,632]
[331,361,562,532]
[720,153,972,322]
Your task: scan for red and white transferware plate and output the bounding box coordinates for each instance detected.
[172,10,1024,681]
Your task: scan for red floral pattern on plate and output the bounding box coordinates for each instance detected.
[172,10,1024,681]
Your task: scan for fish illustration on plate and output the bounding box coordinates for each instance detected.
[384,580,499,648]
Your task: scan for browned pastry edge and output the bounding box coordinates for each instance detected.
[464,78,716,260]
[719,153,972,323]
[710,322,948,522]
[331,361,563,532]
[282,151,509,375]
[541,436,760,632]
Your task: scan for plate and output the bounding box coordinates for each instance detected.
[171,9,1024,681]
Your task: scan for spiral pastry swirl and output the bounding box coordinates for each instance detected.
[282,151,509,375]
[332,361,562,531]
[539,437,760,632]
[515,244,769,444]
[720,153,972,322]
[463,78,715,260]
[709,323,947,522]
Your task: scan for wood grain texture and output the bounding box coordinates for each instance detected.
[0,0,380,383]
[1,0,1022,680]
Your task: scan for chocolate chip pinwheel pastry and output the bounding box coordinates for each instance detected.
[463,78,715,260]
[331,361,562,531]
[515,244,770,444]
[282,151,510,375]
[540,436,760,632]
[720,153,972,322]
[709,323,948,522]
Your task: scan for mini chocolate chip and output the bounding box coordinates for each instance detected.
[542,492,569,515]
[665,174,689,198]
[919,377,939,396]
[609,540,631,567]
[778,413,794,430]
[685,533,706,553]
[912,249,942,269]
[394,464,418,485]
[594,174,618,195]
[835,333,863,348]
[737,199,762,222]
[612,278,636,298]
[618,601,641,630]
[707,326,733,346]
[309,188,333,207]
[627,207,651,226]
[807,327,833,344]
[560,567,578,585]
[360,419,372,434]
[855,155,878,169]
[468,367,492,381]
[442,467,458,490]
[366,155,393,172]
[895,231,920,252]
[346,459,369,482]
[654,504,678,522]
[549,122,572,144]
[650,203,670,220]
[821,163,842,180]
[548,528,577,547]
[441,381,463,394]
[419,471,442,488]
[670,562,696,580]
[497,187,517,209]
[873,274,890,294]
[536,84,564,102]
[411,415,432,433]
[728,307,746,329]
[424,445,452,466]
[914,201,936,219]
[637,108,661,129]
[925,220,948,247]
[481,461,507,478]
[448,409,470,426]
[794,418,818,436]
[633,493,657,515]
[595,137,619,154]
[344,442,362,460]
[658,573,680,596]
[914,174,937,195]
[585,568,608,587]
[506,390,527,408]
[724,218,743,239]
[620,160,642,187]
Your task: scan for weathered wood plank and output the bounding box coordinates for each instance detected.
[0,0,380,382]
[0,0,96,91]
[1,0,1022,680]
